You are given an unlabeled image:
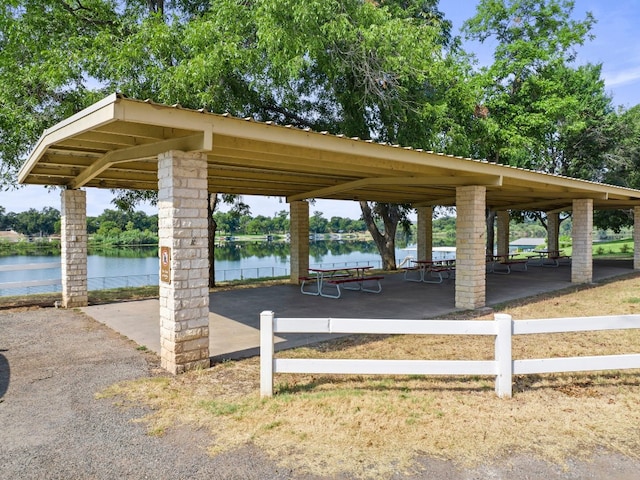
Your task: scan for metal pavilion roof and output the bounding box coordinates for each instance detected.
[18,93,640,212]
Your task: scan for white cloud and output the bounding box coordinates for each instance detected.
[604,66,640,88]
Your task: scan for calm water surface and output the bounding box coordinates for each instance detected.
[0,240,451,295]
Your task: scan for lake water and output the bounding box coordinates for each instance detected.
[0,241,454,296]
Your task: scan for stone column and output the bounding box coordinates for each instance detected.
[158,150,210,374]
[571,199,593,284]
[634,206,640,270]
[547,211,560,252]
[416,206,433,261]
[290,201,309,283]
[496,210,510,255]
[61,189,88,308]
[455,186,486,309]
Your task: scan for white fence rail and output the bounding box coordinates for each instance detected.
[259,311,640,398]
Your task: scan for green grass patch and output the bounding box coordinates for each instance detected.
[199,400,244,416]
[554,237,634,258]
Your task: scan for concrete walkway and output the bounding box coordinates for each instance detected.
[81,259,637,363]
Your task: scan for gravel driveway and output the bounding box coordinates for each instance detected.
[1,307,639,479]
[0,307,296,480]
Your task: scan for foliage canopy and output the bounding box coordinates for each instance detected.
[1,0,639,254]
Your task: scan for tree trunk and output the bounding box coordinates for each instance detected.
[359,201,399,270]
[486,209,496,256]
[208,194,218,288]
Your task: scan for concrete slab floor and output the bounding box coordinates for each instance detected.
[81,259,637,364]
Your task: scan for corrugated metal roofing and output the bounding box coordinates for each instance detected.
[19,93,640,212]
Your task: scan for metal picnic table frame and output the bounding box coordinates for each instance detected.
[300,266,384,298]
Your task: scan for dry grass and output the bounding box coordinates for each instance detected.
[99,275,640,478]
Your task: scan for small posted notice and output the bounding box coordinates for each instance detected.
[160,246,171,284]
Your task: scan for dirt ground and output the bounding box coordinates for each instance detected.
[1,306,639,479]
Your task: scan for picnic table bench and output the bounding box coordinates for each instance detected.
[300,266,384,299]
[325,275,384,298]
[487,254,528,274]
[403,259,455,283]
[528,250,571,267]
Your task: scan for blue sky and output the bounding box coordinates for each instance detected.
[2,0,639,219]
[444,0,640,109]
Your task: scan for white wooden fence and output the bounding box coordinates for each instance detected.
[259,311,640,398]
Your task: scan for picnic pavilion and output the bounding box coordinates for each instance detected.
[18,93,640,374]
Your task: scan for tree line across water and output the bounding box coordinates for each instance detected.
[0,205,590,248]
[0,206,365,242]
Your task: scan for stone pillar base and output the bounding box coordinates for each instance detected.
[61,189,88,308]
[571,199,593,284]
[290,201,309,283]
[158,150,210,374]
[455,186,486,309]
[547,212,560,252]
[417,207,433,261]
[496,211,509,256]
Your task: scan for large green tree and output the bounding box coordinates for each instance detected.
[594,105,640,232]
[463,0,601,167]
[463,0,619,247]
[2,0,475,271]
[0,0,115,184]
[10,207,60,236]
[142,0,469,269]
[604,106,640,189]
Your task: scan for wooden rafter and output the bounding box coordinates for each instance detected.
[69,133,206,188]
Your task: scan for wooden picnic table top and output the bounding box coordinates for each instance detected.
[488,253,524,261]
[532,249,564,255]
[309,265,373,274]
[412,258,456,265]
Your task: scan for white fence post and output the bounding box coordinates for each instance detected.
[260,310,275,397]
[494,313,513,398]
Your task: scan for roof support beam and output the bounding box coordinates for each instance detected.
[287,175,502,202]
[590,201,640,210]
[505,193,607,212]
[69,133,208,188]
[507,201,572,212]
[499,191,608,199]
[413,197,457,207]
[546,206,572,214]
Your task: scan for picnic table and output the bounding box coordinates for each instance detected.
[403,259,456,283]
[300,266,384,299]
[528,249,571,267]
[486,253,528,274]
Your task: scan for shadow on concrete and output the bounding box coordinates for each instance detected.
[0,350,9,400]
[207,259,637,361]
[82,259,639,364]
